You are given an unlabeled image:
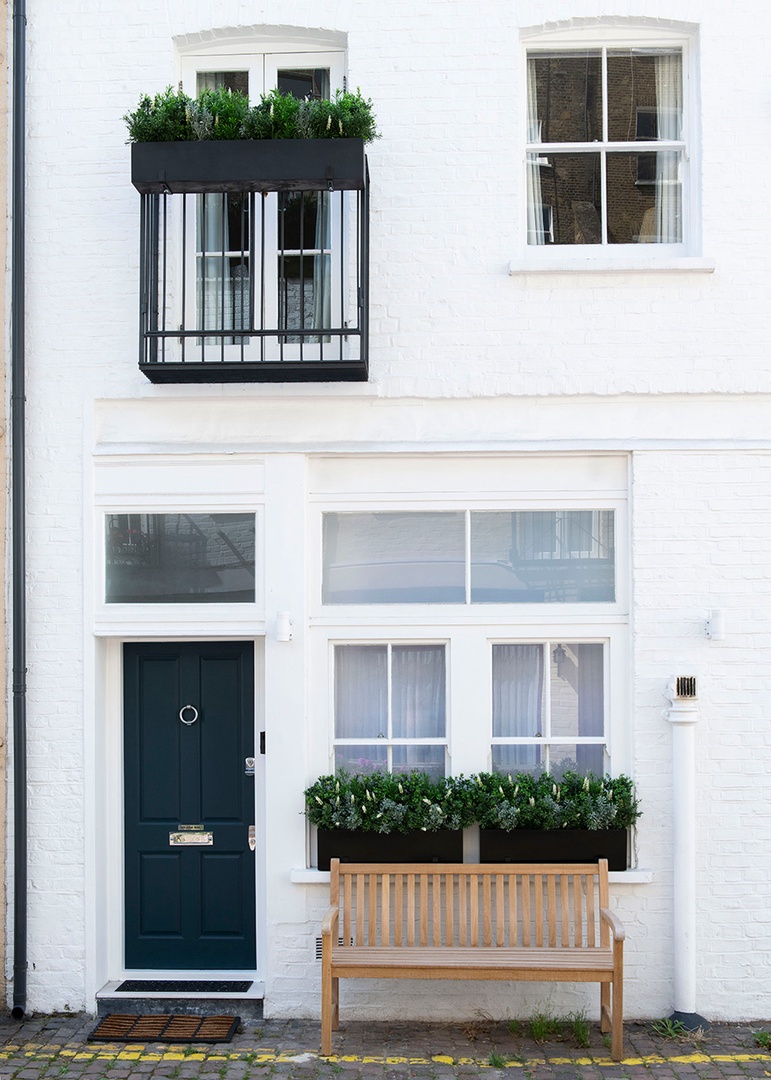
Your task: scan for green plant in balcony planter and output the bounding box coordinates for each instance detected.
[124,84,380,143]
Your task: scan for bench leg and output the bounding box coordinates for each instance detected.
[321,970,333,1055]
[600,983,611,1032]
[331,976,340,1030]
[611,972,624,1061]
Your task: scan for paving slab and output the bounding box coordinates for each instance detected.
[0,1015,770,1080]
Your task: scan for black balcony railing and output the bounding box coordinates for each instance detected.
[133,140,369,383]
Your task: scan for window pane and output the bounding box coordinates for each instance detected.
[334,645,387,738]
[550,643,604,740]
[392,745,445,780]
[392,645,446,738]
[334,744,388,774]
[197,71,248,95]
[277,67,329,100]
[527,52,602,143]
[492,744,543,775]
[607,151,682,244]
[105,514,255,603]
[492,645,544,738]
[471,511,615,602]
[279,255,330,339]
[606,49,682,143]
[527,154,603,245]
[549,743,605,779]
[322,513,466,603]
[280,192,330,253]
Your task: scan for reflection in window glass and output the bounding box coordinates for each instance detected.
[105,513,255,603]
[527,46,684,246]
[323,513,466,603]
[471,511,615,603]
[334,644,446,777]
[492,642,605,777]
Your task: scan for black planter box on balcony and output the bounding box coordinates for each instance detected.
[317,829,464,871]
[478,828,628,871]
[131,137,367,194]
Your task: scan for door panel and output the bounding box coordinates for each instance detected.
[124,641,256,969]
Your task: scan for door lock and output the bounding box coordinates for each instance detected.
[248,825,256,851]
[244,757,255,776]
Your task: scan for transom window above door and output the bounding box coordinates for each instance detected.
[105,513,256,603]
[322,510,615,604]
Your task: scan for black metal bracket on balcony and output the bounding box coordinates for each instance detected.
[133,139,369,383]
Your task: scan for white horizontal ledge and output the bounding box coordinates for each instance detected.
[291,868,653,885]
[509,257,716,275]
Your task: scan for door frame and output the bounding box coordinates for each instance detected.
[88,636,265,994]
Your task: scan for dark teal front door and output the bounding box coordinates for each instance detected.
[124,642,256,969]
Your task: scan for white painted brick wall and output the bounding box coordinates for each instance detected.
[12,0,771,1023]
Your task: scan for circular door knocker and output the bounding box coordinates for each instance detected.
[179,704,199,726]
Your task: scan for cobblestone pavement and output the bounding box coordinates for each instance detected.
[2,1013,771,1080]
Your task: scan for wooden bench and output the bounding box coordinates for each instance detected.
[321,858,625,1059]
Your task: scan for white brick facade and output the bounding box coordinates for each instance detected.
[9,0,771,1024]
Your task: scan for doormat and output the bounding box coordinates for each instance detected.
[115,979,252,994]
[89,1014,241,1044]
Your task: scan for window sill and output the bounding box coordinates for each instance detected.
[291,868,653,885]
[509,257,715,276]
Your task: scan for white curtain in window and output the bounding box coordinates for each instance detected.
[335,645,387,738]
[526,59,545,245]
[493,644,543,737]
[198,194,233,338]
[391,645,446,739]
[654,50,683,243]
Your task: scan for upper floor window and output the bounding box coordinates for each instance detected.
[527,46,683,247]
[134,45,369,383]
[522,25,698,260]
[185,53,343,356]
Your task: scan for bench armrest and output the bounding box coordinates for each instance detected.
[322,906,339,940]
[600,907,626,942]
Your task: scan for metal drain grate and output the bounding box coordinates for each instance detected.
[89,1014,241,1043]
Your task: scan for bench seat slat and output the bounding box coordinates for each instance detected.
[330,945,614,972]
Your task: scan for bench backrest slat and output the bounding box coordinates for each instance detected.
[328,861,609,951]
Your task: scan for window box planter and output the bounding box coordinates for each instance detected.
[131,137,367,195]
[479,828,628,871]
[317,828,463,871]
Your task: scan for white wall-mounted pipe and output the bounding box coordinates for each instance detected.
[665,683,699,1017]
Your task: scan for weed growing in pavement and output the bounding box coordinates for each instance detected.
[754,1031,771,1050]
[461,1010,495,1042]
[507,1019,523,1037]
[651,1017,688,1039]
[487,1050,508,1068]
[566,1010,591,1048]
[601,1032,612,1050]
[528,1009,562,1043]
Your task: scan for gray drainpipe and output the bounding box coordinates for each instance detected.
[10,0,27,1021]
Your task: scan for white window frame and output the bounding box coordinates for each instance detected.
[490,637,609,775]
[331,639,450,776]
[514,22,703,270]
[177,48,347,362]
[307,461,629,780]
